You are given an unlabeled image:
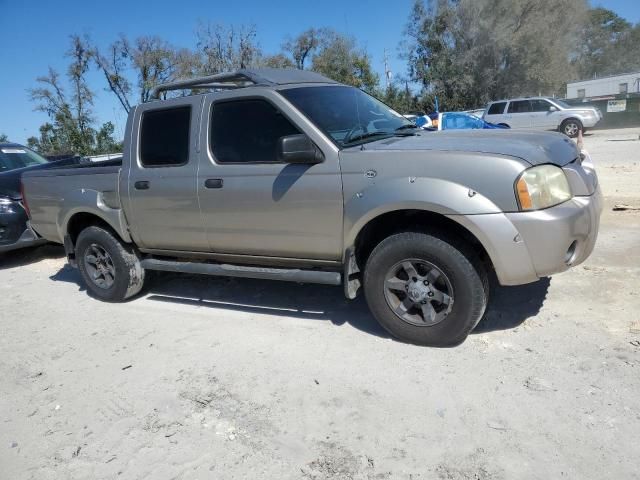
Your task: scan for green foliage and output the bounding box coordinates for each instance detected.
[0,133,8,142]
[25,7,638,149]
[381,82,420,114]
[282,28,379,93]
[575,8,639,79]
[29,37,121,156]
[260,54,296,69]
[403,0,589,110]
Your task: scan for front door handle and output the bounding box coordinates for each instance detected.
[134,181,150,190]
[204,178,223,189]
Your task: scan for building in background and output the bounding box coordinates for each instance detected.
[567,72,640,98]
[565,72,640,129]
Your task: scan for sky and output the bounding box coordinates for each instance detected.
[0,0,638,144]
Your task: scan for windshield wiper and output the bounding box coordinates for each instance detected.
[395,124,419,131]
[343,131,393,145]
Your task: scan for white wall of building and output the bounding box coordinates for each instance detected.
[567,72,640,99]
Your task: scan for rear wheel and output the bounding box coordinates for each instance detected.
[363,232,488,346]
[560,119,582,138]
[76,226,145,302]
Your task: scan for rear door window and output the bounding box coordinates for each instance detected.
[140,106,191,167]
[487,102,507,115]
[507,100,531,114]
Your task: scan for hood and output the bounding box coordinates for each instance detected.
[0,156,83,200]
[365,129,579,166]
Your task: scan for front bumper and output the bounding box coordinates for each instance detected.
[505,187,602,279]
[0,204,47,253]
[449,187,603,285]
[0,225,46,253]
[580,115,600,128]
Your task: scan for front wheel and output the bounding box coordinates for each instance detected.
[76,226,146,302]
[560,119,582,138]
[363,232,488,346]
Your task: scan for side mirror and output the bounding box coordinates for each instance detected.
[549,106,558,112]
[277,134,324,164]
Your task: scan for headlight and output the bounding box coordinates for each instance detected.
[515,165,572,211]
[0,197,19,214]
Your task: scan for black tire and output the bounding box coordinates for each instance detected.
[559,118,582,138]
[363,232,488,347]
[76,226,145,302]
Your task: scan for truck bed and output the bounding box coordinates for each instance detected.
[22,162,124,244]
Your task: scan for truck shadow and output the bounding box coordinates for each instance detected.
[49,266,550,340]
[473,277,551,333]
[0,244,65,270]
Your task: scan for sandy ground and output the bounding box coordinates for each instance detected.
[1,128,639,479]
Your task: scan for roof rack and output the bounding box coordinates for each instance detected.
[149,68,337,100]
[149,71,260,100]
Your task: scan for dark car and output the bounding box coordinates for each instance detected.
[0,143,83,253]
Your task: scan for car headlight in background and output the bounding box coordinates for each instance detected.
[0,197,17,214]
[516,165,572,211]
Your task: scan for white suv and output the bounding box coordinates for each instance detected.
[483,97,602,137]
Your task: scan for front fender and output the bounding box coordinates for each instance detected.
[344,176,501,247]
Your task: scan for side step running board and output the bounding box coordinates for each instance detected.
[140,258,342,286]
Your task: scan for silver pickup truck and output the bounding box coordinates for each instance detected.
[22,68,602,346]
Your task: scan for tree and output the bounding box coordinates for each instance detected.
[382,81,419,114]
[29,36,120,156]
[282,28,323,69]
[29,67,84,155]
[196,23,261,74]
[260,53,295,69]
[284,28,379,92]
[402,0,588,110]
[0,133,8,142]
[66,34,95,148]
[93,36,133,113]
[95,121,122,153]
[126,36,182,103]
[575,8,637,79]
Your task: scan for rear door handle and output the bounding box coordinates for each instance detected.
[204,178,223,189]
[134,181,150,190]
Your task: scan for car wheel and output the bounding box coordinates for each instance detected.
[560,119,582,138]
[363,232,489,347]
[76,226,146,302]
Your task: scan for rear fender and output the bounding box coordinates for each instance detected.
[58,189,131,244]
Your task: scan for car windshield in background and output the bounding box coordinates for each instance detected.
[280,86,414,147]
[0,146,48,172]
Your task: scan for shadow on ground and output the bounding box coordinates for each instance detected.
[473,277,551,333]
[0,244,65,270]
[49,262,551,341]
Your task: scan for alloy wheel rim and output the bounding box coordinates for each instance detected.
[84,244,116,289]
[383,259,454,327]
[565,123,578,136]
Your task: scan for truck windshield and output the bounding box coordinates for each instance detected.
[0,146,48,172]
[280,86,415,147]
